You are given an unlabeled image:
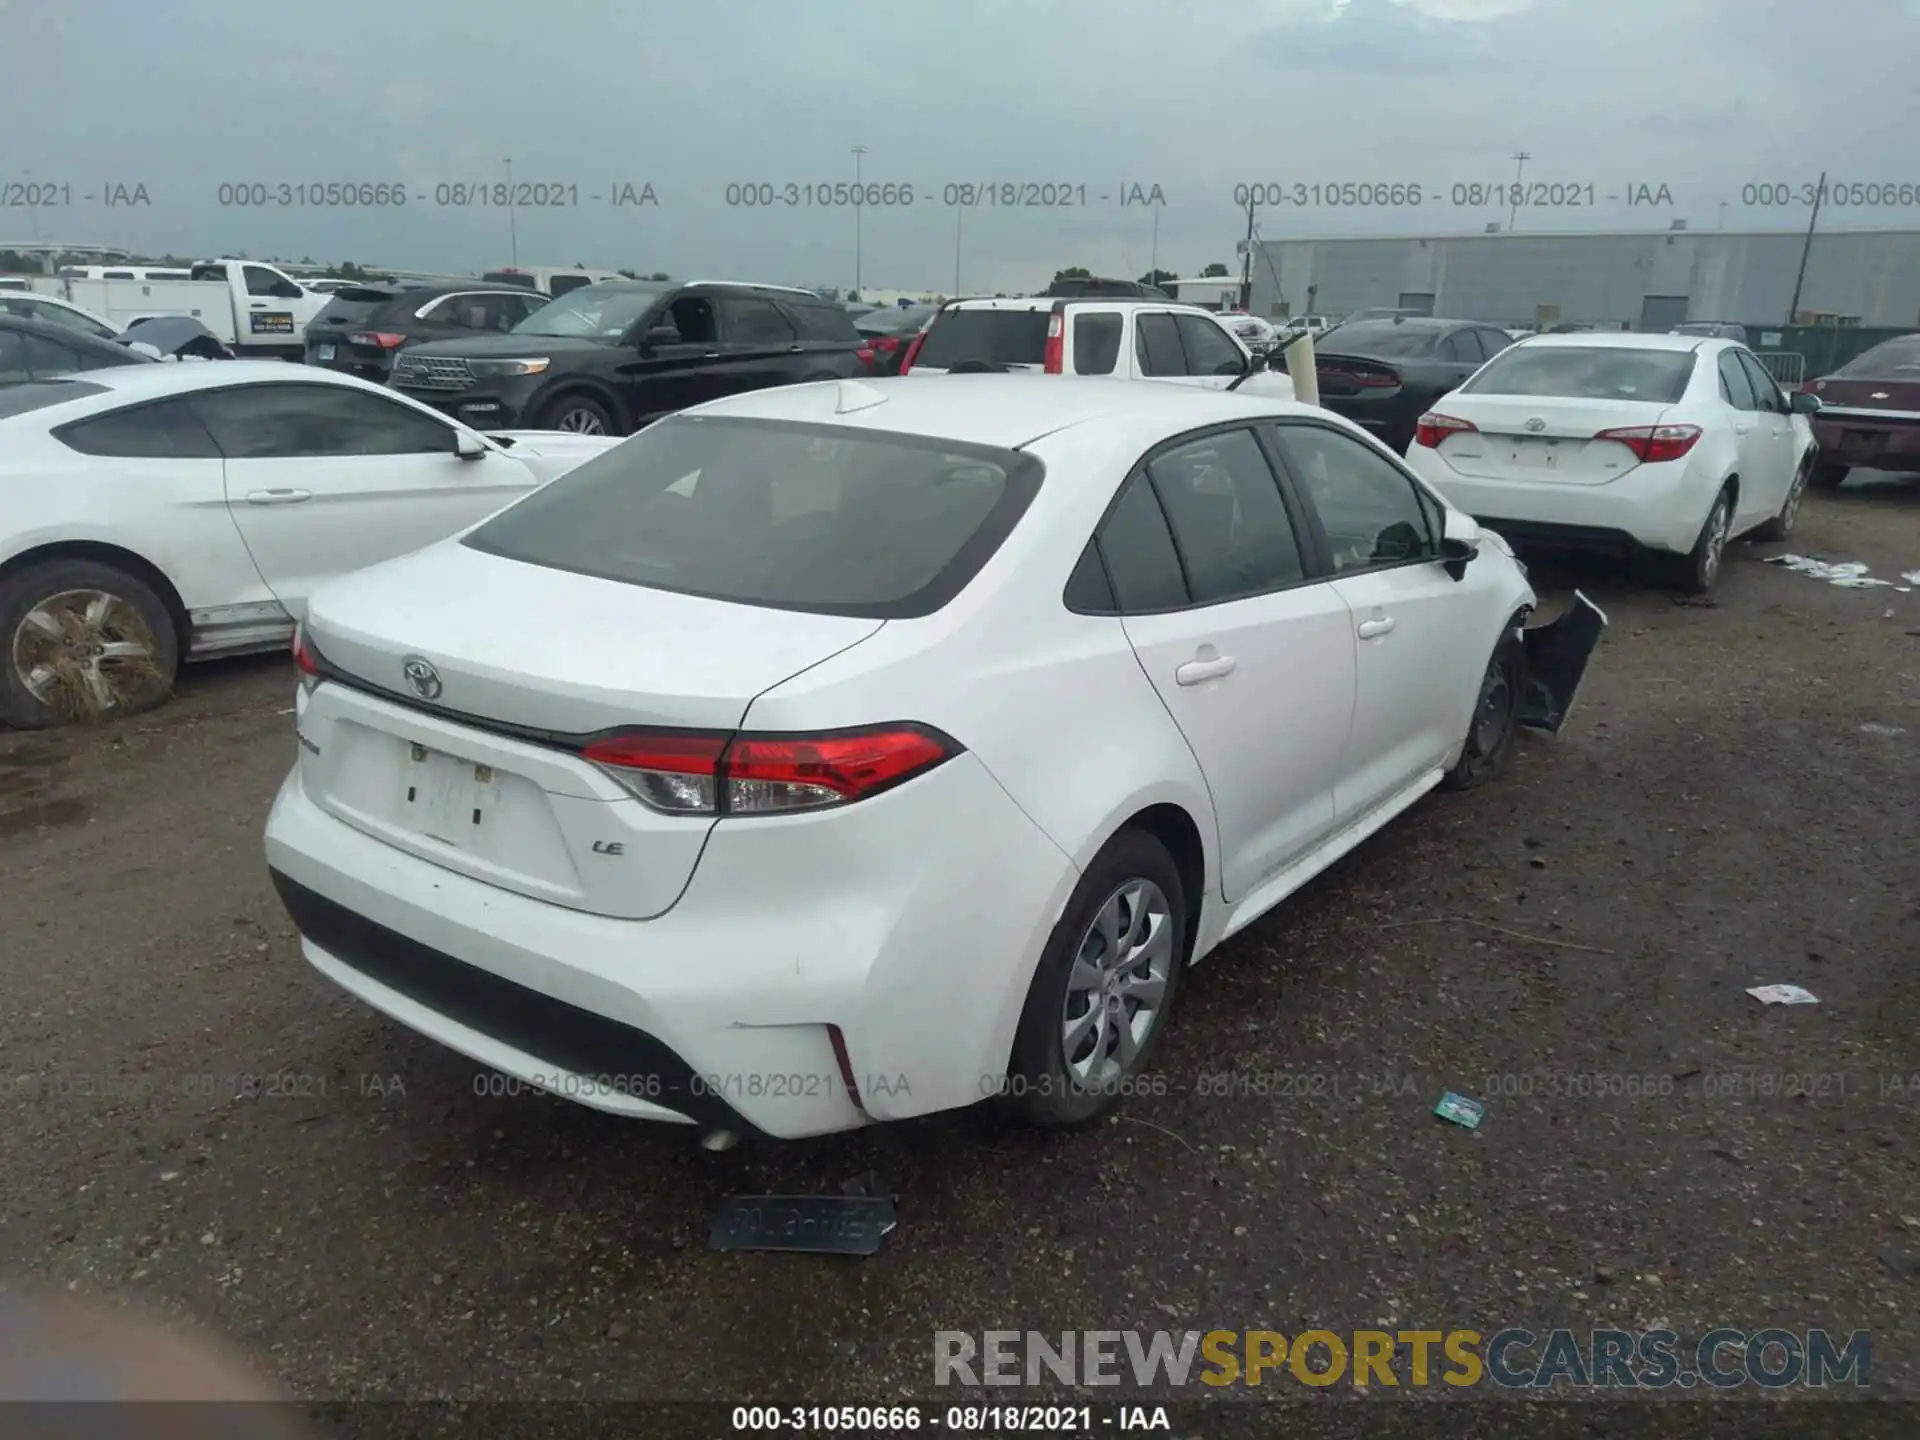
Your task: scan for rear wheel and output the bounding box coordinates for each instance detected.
[1662,483,1734,594]
[1006,829,1187,1126]
[1751,454,1812,542]
[0,559,180,729]
[1808,458,1850,490]
[537,394,619,436]
[1441,630,1523,791]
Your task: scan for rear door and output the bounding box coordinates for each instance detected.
[1066,310,1125,376]
[1170,313,1253,389]
[1269,421,1490,820]
[1714,348,1775,508]
[193,381,535,614]
[615,291,726,419]
[714,293,804,395]
[1102,425,1355,899]
[1734,348,1797,527]
[782,299,862,377]
[1133,311,1187,383]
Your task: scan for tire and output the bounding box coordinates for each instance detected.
[0,559,180,729]
[1440,629,1524,792]
[1808,458,1850,490]
[1662,482,1734,594]
[536,393,621,437]
[1751,454,1812,542]
[1005,829,1188,1126]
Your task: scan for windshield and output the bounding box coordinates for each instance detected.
[463,415,1041,617]
[511,285,666,339]
[1463,345,1697,401]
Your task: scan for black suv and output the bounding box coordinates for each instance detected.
[1043,277,1171,300]
[305,282,551,382]
[389,280,866,435]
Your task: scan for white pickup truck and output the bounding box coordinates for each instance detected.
[28,260,328,358]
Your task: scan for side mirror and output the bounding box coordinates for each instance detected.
[642,325,680,348]
[454,429,488,460]
[1790,390,1822,416]
[1439,508,1481,578]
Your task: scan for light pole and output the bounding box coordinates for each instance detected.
[505,157,519,266]
[953,203,963,296]
[852,144,866,297]
[1508,150,1530,232]
[1150,204,1159,288]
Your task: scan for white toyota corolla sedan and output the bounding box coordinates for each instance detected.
[1402,333,1821,592]
[265,377,1605,1142]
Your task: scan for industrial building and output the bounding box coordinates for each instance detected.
[1246,227,1920,333]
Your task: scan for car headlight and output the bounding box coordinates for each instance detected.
[465,357,551,377]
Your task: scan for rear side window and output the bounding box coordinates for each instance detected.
[463,415,1043,619]
[719,296,797,344]
[1135,313,1184,376]
[1073,313,1122,375]
[1095,473,1188,612]
[787,303,860,341]
[914,309,1048,369]
[1716,352,1756,409]
[56,397,222,459]
[22,333,85,377]
[0,380,110,418]
[1145,428,1304,602]
[1464,346,1697,402]
[548,275,594,297]
[481,271,539,289]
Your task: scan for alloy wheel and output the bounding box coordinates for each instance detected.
[10,589,161,720]
[556,408,606,434]
[1471,657,1513,757]
[1059,878,1174,1088]
[1701,496,1730,586]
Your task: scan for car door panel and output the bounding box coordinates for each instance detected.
[716,295,803,395]
[1269,421,1488,818]
[1095,430,1355,899]
[613,293,725,419]
[1735,349,1796,525]
[191,382,535,615]
[1714,351,1772,525]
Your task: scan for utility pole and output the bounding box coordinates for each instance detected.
[504,158,519,266]
[852,145,866,297]
[1239,193,1256,311]
[1149,204,1160,289]
[1786,170,1826,325]
[1507,151,1531,232]
[953,203,962,296]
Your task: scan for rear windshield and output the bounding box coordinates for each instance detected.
[1462,345,1697,402]
[858,306,935,337]
[481,271,539,289]
[462,415,1043,618]
[914,309,1049,369]
[311,287,412,327]
[0,380,109,418]
[1837,337,1920,376]
[1319,323,1443,358]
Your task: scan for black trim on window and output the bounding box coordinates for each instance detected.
[1063,539,1117,613]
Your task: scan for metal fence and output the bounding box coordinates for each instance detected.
[1753,351,1806,385]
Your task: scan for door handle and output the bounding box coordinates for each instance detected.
[703,352,721,360]
[1734,424,1750,434]
[788,344,805,353]
[245,488,312,504]
[1174,655,1236,685]
[1357,617,1396,639]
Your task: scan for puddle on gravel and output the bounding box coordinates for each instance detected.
[0,796,91,837]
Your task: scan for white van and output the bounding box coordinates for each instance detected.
[479,265,626,298]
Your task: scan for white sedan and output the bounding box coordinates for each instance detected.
[265,376,1606,1142]
[1402,333,1821,592]
[0,363,617,728]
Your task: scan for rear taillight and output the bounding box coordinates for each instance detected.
[1595,423,1702,463]
[1354,371,1398,388]
[348,331,407,348]
[580,724,957,816]
[1043,305,1065,374]
[1415,413,1477,447]
[898,326,932,374]
[874,336,902,353]
[291,625,321,693]
[856,345,876,366]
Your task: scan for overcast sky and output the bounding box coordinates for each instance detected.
[4,0,1916,291]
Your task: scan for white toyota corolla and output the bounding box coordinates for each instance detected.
[265,377,1605,1142]
[1402,332,1821,592]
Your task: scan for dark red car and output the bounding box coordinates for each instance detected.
[1804,333,1920,488]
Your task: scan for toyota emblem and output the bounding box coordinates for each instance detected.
[401,655,443,700]
[1524,417,1547,432]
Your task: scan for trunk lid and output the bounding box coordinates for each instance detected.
[1812,376,1920,415]
[1313,355,1403,398]
[298,542,884,918]
[1426,396,1674,485]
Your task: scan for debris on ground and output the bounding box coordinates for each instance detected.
[1903,570,1920,587]
[1766,555,1912,590]
[1434,1092,1485,1129]
[1879,1243,1918,1280]
[1746,984,1819,1006]
[1861,723,1907,737]
[709,1194,897,1256]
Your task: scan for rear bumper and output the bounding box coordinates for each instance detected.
[263,751,1078,1139]
[1812,414,1920,471]
[1407,450,1706,555]
[1316,393,1424,450]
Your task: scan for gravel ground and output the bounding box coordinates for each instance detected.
[1,477,1916,1429]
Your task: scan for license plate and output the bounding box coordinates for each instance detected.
[401,743,499,847]
[1508,439,1563,467]
[315,344,335,362]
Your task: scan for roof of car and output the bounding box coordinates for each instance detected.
[1509,331,1713,352]
[0,313,143,356]
[945,297,1234,317]
[678,374,1318,449]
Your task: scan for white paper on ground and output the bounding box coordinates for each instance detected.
[1747,984,1819,1005]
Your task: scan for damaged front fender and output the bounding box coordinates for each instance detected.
[1518,590,1608,733]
